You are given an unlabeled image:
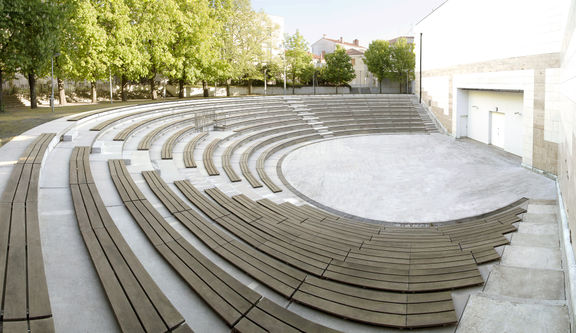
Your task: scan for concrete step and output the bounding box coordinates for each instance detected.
[457,294,570,333]
[484,265,565,300]
[501,245,562,270]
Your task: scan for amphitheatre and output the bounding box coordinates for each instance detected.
[0,93,569,332]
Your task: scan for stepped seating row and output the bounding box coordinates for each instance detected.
[161,126,200,160]
[140,169,459,328]
[183,132,208,168]
[84,98,288,131]
[141,108,297,157]
[221,123,313,182]
[0,134,55,332]
[108,159,345,331]
[69,147,192,332]
[48,95,526,331]
[113,104,292,142]
[195,186,517,292]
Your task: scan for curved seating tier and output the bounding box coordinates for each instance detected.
[69,147,191,332]
[0,134,56,332]
[21,94,529,332]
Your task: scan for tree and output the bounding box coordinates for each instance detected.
[0,0,22,111]
[363,40,391,93]
[59,0,108,104]
[217,1,273,95]
[323,46,355,93]
[100,0,149,102]
[389,38,415,93]
[137,0,180,100]
[5,0,63,109]
[167,0,215,98]
[284,30,312,94]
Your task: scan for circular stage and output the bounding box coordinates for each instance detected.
[280,133,556,223]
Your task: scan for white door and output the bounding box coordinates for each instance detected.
[490,112,506,149]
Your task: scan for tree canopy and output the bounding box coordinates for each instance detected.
[0,0,284,108]
[364,38,415,93]
[284,30,313,93]
[323,46,355,93]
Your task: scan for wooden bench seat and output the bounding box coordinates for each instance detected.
[203,138,222,176]
[88,104,189,130]
[222,124,313,182]
[139,118,204,151]
[0,133,55,332]
[183,132,208,168]
[110,103,291,142]
[181,185,486,292]
[293,276,457,328]
[222,114,301,131]
[161,125,196,159]
[141,171,459,329]
[109,160,262,326]
[70,147,191,332]
[111,162,391,330]
[240,132,321,189]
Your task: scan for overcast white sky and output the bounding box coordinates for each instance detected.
[251,0,447,48]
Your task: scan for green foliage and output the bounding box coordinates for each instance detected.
[1,0,283,102]
[284,30,313,86]
[101,0,149,81]
[299,64,318,85]
[59,0,108,82]
[323,46,355,88]
[170,0,214,85]
[364,38,415,92]
[389,38,415,90]
[363,40,391,92]
[1,0,65,108]
[217,1,274,85]
[7,0,63,77]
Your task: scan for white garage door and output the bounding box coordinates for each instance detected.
[466,90,523,156]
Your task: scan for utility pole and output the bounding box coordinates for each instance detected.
[50,53,60,113]
[264,68,267,96]
[419,33,423,103]
[109,68,113,104]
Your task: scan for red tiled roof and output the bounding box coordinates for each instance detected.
[346,49,364,56]
[323,37,367,49]
[388,36,415,44]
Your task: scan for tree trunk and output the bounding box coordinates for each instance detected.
[28,72,37,109]
[121,75,128,102]
[58,78,67,105]
[399,80,402,94]
[226,79,231,97]
[150,75,157,100]
[248,79,252,95]
[379,79,383,94]
[90,81,97,103]
[202,81,209,97]
[292,72,295,95]
[335,85,338,94]
[0,69,3,111]
[178,78,185,98]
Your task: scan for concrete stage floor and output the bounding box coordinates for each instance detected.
[281,133,556,223]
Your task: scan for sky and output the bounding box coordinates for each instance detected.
[251,0,447,48]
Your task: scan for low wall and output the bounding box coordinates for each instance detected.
[172,85,352,97]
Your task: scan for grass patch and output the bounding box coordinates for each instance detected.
[0,98,189,148]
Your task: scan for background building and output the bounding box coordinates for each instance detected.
[414,0,576,254]
[312,35,407,91]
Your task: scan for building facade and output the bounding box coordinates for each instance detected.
[414,0,576,253]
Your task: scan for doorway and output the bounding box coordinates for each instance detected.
[490,111,506,149]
